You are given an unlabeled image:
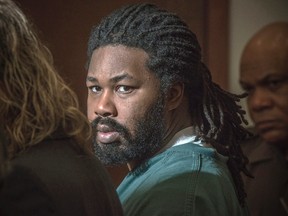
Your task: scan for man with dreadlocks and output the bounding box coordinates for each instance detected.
[86,3,251,216]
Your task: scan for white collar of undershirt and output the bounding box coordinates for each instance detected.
[159,126,204,153]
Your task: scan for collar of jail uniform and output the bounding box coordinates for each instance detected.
[158,126,213,154]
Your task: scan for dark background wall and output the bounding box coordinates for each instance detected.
[14,0,228,186]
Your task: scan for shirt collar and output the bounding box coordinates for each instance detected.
[159,126,203,153]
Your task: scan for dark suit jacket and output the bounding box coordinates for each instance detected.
[241,136,288,216]
[0,136,123,216]
[0,165,59,215]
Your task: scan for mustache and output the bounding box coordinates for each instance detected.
[91,117,129,136]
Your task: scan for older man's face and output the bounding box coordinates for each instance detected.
[240,38,288,145]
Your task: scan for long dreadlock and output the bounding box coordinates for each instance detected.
[87,3,252,205]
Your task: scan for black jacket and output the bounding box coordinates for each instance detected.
[0,136,123,216]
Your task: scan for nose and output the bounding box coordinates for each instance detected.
[94,91,117,118]
[248,88,273,112]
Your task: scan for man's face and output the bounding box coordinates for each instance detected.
[240,42,288,145]
[86,45,166,166]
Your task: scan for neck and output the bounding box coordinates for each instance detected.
[126,97,193,171]
[162,96,193,146]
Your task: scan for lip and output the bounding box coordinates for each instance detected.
[97,124,113,132]
[255,120,278,132]
[96,124,120,144]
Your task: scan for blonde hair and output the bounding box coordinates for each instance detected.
[0,0,92,157]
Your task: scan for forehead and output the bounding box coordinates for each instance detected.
[88,45,154,80]
[240,43,288,82]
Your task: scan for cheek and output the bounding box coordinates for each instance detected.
[87,113,94,122]
[276,85,288,105]
[119,104,142,122]
[118,103,149,132]
[246,97,255,112]
[86,99,94,122]
[277,99,288,120]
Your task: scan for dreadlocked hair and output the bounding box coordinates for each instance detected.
[87,3,252,205]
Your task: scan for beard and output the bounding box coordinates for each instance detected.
[91,95,166,166]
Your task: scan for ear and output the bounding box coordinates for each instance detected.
[166,82,184,111]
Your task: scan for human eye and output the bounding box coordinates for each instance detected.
[266,78,283,90]
[115,85,134,94]
[88,85,102,94]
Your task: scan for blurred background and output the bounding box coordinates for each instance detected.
[13,0,288,185]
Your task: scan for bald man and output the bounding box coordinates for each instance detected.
[239,22,288,216]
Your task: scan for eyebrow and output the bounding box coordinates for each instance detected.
[239,73,288,87]
[86,73,134,83]
[86,76,97,83]
[259,73,288,84]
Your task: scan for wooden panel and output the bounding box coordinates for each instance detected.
[204,0,229,90]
